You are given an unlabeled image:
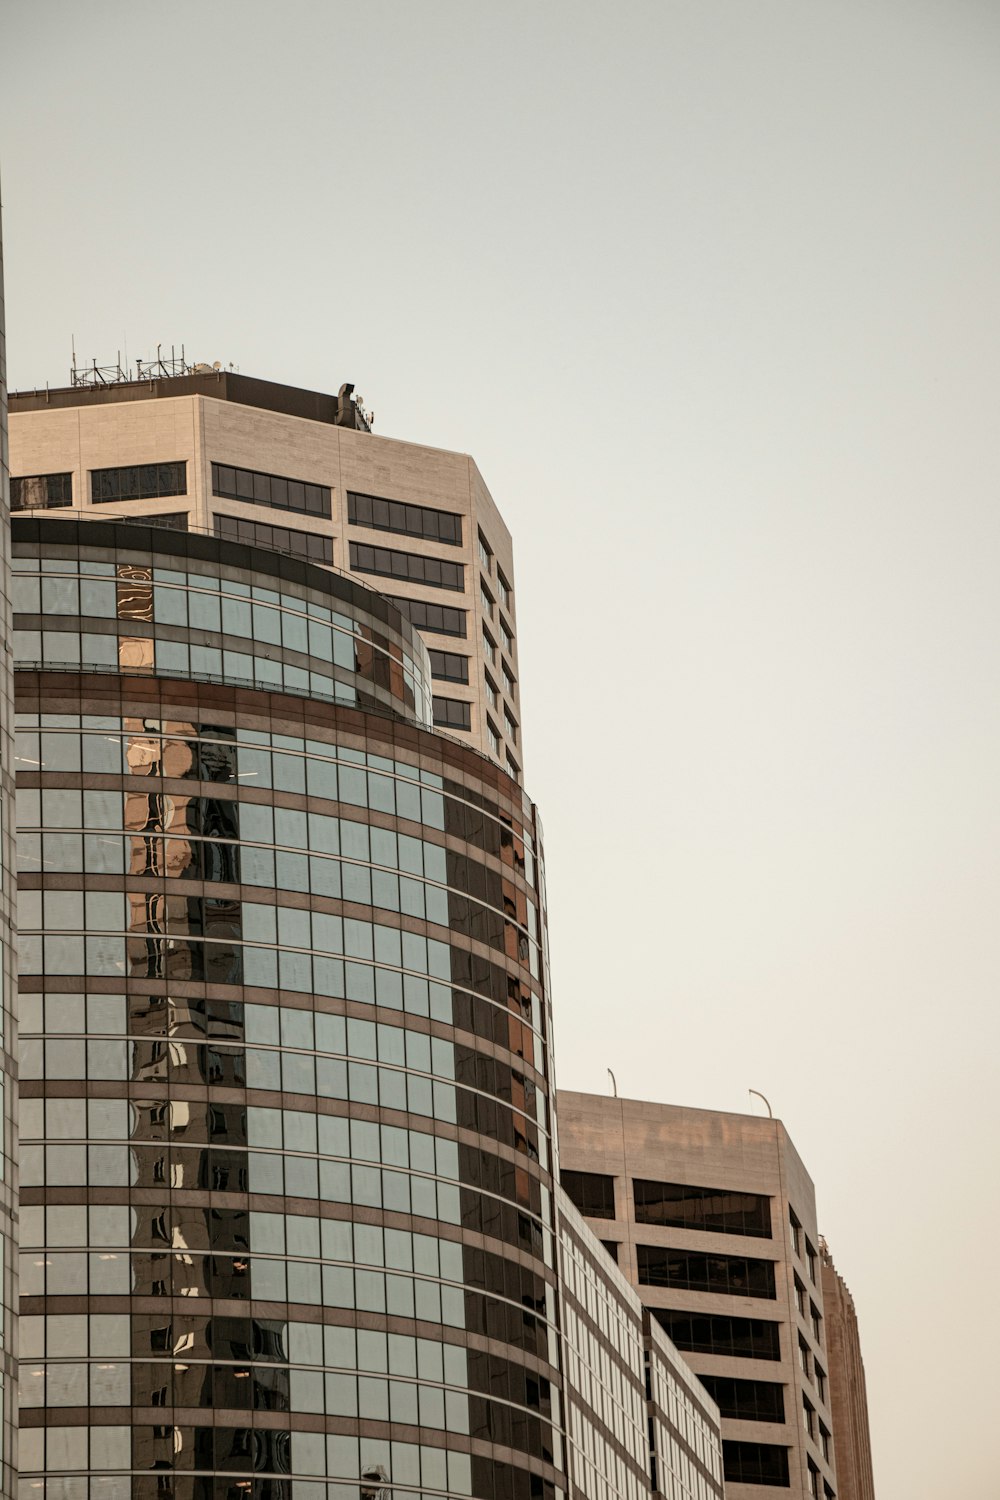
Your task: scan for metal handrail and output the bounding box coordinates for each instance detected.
[12,504,363,583]
[14,658,429,728]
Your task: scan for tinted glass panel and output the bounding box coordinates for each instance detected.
[637,1245,776,1298]
[633,1178,772,1237]
[348,491,462,546]
[213,516,329,564]
[652,1309,781,1361]
[212,463,332,519]
[723,1441,790,1487]
[91,463,186,503]
[432,697,471,731]
[11,473,73,510]
[698,1376,785,1424]
[561,1170,616,1220]
[386,596,467,638]
[350,542,464,593]
[428,650,469,683]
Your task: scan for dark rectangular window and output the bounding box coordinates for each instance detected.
[350,541,464,592]
[698,1376,785,1425]
[810,1301,823,1343]
[213,515,329,565]
[637,1245,776,1299]
[600,1241,619,1265]
[561,1170,616,1221]
[348,490,462,546]
[385,596,467,638]
[633,1179,772,1238]
[92,462,186,503]
[428,650,469,684]
[723,1442,790,1488]
[213,462,331,518]
[651,1310,781,1362]
[11,472,73,510]
[432,696,471,731]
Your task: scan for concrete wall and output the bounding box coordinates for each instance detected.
[557,1092,838,1500]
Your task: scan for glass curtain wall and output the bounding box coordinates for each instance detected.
[12,523,562,1500]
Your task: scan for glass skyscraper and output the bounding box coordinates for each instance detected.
[12,518,556,1500]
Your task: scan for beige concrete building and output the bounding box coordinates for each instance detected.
[557,1189,726,1500]
[819,1243,876,1500]
[8,367,524,774]
[557,1093,841,1500]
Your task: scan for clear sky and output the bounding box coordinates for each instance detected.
[3,2,999,1495]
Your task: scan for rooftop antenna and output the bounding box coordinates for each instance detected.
[748,1088,773,1118]
[608,1068,617,1098]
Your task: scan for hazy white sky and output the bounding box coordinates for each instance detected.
[4,2,1000,1495]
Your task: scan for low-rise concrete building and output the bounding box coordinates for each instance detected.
[557,1094,844,1500]
[557,1191,725,1500]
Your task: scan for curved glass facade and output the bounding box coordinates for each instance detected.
[10,519,433,728]
[14,522,560,1500]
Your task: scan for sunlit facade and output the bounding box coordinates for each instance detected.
[13,518,555,1500]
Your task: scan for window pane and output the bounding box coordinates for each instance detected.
[347,491,462,547]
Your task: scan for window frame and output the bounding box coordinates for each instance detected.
[91,462,187,504]
[213,462,331,519]
[349,490,462,546]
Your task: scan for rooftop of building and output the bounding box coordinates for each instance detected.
[557,1086,792,1133]
[557,1087,819,1204]
[10,355,374,431]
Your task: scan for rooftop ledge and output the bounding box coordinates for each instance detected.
[9,369,372,431]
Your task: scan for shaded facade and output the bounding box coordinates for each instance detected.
[818,1245,875,1500]
[557,1095,839,1500]
[14,519,553,1500]
[0,205,20,1500]
[557,1193,723,1500]
[8,372,523,775]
